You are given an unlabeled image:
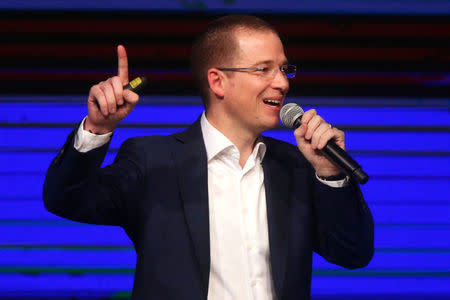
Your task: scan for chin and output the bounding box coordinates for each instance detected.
[261,118,280,131]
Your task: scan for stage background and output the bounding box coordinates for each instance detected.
[0,1,449,299]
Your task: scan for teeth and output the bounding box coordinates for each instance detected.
[264,99,280,105]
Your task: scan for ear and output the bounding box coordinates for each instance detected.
[207,68,225,99]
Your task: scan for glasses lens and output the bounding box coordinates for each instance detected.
[282,65,297,78]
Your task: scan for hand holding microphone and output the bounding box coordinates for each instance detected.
[280,103,368,184]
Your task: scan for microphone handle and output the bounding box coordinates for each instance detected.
[321,141,369,184]
[292,108,369,184]
[290,109,368,184]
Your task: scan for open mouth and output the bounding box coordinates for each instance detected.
[263,99,281,107]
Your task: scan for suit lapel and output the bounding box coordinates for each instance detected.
[172,119,210,298]
[262,140,291,299]
[171,123,291,298]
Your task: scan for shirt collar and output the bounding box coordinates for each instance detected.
[200,112,266,163]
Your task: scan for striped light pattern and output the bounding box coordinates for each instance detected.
[1,95,449,299]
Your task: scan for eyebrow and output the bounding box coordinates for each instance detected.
[252,59,289,66]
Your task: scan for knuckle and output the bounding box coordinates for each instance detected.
[99,83,107,91]
[312,114,322,124]
[333,128,342,136]
[109,76,119,86]
[91,85,100,93]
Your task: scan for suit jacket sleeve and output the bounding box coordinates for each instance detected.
[311,173,374,269]
[265,136,374,270]
[43,125,145,230]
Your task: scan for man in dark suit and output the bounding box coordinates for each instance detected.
[44,15,374,299]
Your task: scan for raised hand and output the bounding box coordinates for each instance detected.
[84,45,139,134]
[294,109,345,177]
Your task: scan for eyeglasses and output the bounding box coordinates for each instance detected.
[218,64,297,79]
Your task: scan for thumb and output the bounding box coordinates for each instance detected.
[123,89,139,106]
[294,124,313,153]
[294,123,307,142]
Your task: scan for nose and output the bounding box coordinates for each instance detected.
[271,68,289,94]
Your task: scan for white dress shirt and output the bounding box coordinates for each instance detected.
[74,113,347,300]
[201,113,276,300]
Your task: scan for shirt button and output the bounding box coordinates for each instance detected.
[251,278,261,287]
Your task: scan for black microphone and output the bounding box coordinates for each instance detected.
[280,103,369,184]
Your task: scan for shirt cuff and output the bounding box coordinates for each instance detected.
[315,173,349,188]
[74,117,113,153]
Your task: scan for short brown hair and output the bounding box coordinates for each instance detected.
[190,15,278,108]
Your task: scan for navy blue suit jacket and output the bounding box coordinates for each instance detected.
[43,118,374,299]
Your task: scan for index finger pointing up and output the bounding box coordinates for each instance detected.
[117,45,129,85]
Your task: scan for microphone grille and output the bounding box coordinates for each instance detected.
[280,103,304,129]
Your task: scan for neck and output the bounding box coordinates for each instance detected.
[205,109,259,168]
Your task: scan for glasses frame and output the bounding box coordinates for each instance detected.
[218,64,297,79]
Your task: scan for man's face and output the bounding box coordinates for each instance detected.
[221,29,290,134]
